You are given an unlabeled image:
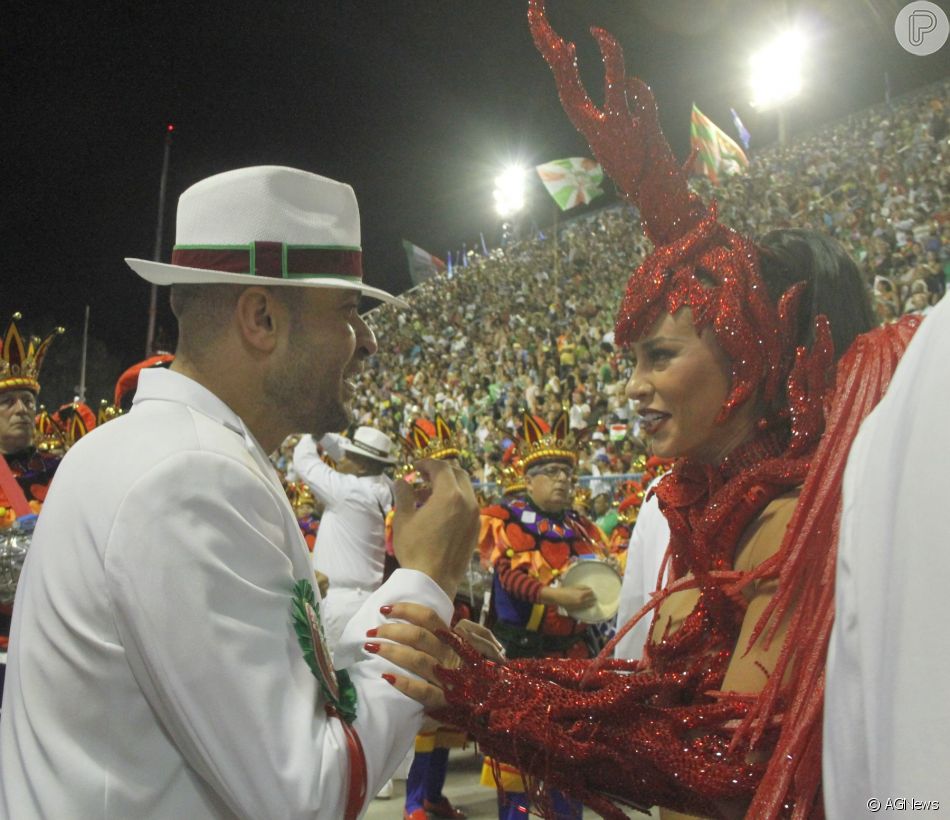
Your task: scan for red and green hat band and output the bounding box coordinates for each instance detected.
[171,241,363,281]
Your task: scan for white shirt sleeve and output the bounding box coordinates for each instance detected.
[294,434,361,508]
[317,432,348,463]
[104,450,448,820]
[613,479,670,661]
[825,304,950,818]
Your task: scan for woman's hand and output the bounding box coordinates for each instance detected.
[369,603,504,710]
[369,603,456,710]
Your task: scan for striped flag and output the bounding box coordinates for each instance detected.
[401,240,446,287]
[690,105,749,185]
[535,157,604,211]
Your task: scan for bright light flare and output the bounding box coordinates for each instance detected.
[749,30,805,110]
[493,166,526,217]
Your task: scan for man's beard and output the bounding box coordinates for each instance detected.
[263,357,351,440]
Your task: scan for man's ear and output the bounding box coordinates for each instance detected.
[235,287,281,353]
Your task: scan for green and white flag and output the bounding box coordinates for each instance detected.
[690,104,749,185]
[402,240,446,287]
[535,157,605,211]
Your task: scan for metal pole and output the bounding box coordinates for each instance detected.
[553,204,560,305]
[146,125,174,356]
[77,305,90,403]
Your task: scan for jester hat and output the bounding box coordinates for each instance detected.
[0,313,64,395]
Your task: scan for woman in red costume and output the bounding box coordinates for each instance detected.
[377,3,921,818]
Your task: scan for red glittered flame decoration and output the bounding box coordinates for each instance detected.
[528,0,810,426]
[527,0,705,248]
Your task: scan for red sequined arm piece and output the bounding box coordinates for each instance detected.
[435,645,765,820]
[495,555,544,603]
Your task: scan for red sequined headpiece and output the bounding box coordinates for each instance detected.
[528,0,807,423]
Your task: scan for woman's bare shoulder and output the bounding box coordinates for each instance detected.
[733,488,802,574]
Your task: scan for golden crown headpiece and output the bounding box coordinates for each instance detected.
[500,442,526,496]
[34,409,62,453]
[285,481,316,513]
[1,313,64,394]
[518,411,578,472]
[34,401,95,453]
[573,485,592,510]
[617,484,647,525]
[404,414,463,463]
[97,398,123,425]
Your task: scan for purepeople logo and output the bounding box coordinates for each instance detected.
[895,1,949,55]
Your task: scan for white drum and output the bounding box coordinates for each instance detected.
[558,556,622,624]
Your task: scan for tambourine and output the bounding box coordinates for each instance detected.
[0,519,35,604]
[558,555,622,624]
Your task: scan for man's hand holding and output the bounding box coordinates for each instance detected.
[391,459,479,600]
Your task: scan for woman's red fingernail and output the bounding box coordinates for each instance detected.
[382,673,397,685]
[379,605,393,616]
[366,627,378,638]
[364,642,380,654]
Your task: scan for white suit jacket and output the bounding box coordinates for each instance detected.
[825,301,950,817]
[0,369,452,820]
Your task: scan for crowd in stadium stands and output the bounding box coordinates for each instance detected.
[300,78,950,495]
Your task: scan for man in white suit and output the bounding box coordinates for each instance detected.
[0,166,479,820]
[824,297,950,817]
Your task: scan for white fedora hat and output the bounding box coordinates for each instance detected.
[340,426,398,465]
[125,165,409,308]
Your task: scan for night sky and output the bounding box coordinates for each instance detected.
[6,0,949,391]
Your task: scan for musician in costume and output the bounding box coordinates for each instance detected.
[0,313,64,702]
[387,5,917,818]
[0,315,64,523]
[479,411,610,820]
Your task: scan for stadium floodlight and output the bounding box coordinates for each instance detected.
[749,30,805,111]
[493,166,526,217]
